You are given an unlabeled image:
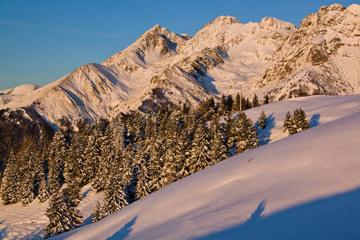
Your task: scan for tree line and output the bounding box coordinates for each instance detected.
[0,94,310,238]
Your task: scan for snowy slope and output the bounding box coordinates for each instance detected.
[0,185,103,240]
[1,94,359,240]
[1,4,359,127]
[0,84,40,105]
[43,94,360,240]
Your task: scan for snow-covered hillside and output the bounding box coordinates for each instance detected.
[52,96,360,240]
[1,94,359,239]
[0,84,40,105]
[0,4,359,127]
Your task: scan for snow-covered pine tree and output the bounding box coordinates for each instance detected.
[20,166,35,206]
[159,136,177,188]
[84,129,102,185]
[92,201,104,223]
[224,112,236,157]
[47,131,67,195]
[134,145,152,200]
[209,115,227,164]
[122,144,136,202]
[147,135,164,192]
[38,174,50,202]
[174,129,191,180]
[283,111,293,135]
[292,108,310,134]
[91,175,128,222]
[252,94,260,107]
[44,187,83,238]
[92,126,117,192]
[1,154,20,204]
[64,129,89,187]
[187,119,212,175]
[257,110,268,129]
[109,114,127,151]
[232,112,259,154]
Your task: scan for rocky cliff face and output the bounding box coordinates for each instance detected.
[1,4,359,126]
[256,4,360,100]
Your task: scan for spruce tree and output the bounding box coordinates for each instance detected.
[134,146,152,200]
[232,112,259,154]
[252,94,260,107]
[283,111,293,135]
[292,108,310,134]
[209,115,227,164]
[92,175,128,222]
[1,154,19,204]
[283,109,309,135]
[20,167,35,206]
[44,187,83,238]
[38,174,50,202]
[187,120,212,174]
[257,110,268,129]
[47,131,67,195]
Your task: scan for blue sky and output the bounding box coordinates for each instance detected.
[0,0,356,90]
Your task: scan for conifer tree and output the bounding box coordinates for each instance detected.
[1,154,19,204]
[38,174,50,202]
[20,167,35,206]
[291,108,310,134]
[135,160,152,200]
[187,119,212,174]
[283,111,293,134]
[224,113,236,157]
[209,115,227,164]
[92,176,128,222]
[252,94,260,107]
[92,201,105,223]
[257,110,268,129]
[84,129,102,184]
[234,93,241,112]
[47,131,67,195]
[64,129,88,187]
[44,187,83,238]
[232,112,259,154]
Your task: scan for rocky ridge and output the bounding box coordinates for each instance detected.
[0,4,359,126]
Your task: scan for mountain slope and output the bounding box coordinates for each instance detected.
[257,4,360,99]
[0,4,359,127]
[0,84,40,105]
[49,94,360,240]
[1,94,359,239]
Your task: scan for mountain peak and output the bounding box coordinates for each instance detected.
[347,4,360,15]
[209,15,241,26]
[319,3,346,14]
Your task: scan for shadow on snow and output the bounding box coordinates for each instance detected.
[196,187,360,240]
[256,113,275,146]
[310,113,320,128]
[106,216,137,240]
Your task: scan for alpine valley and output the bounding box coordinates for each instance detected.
[1,3,359,126]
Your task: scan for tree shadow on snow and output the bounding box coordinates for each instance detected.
[310,113,320,128]
[256,113,275,146]
[83,213,94,225]
[106,216,138,240]
[196,187,360,240]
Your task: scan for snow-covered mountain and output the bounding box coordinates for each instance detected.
[1,94,360,240]
[0,84,40,105]
[0,3,359,126]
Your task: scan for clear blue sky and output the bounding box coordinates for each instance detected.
[0,0,356,90]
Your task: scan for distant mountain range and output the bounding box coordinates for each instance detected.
[1,3,359,126]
